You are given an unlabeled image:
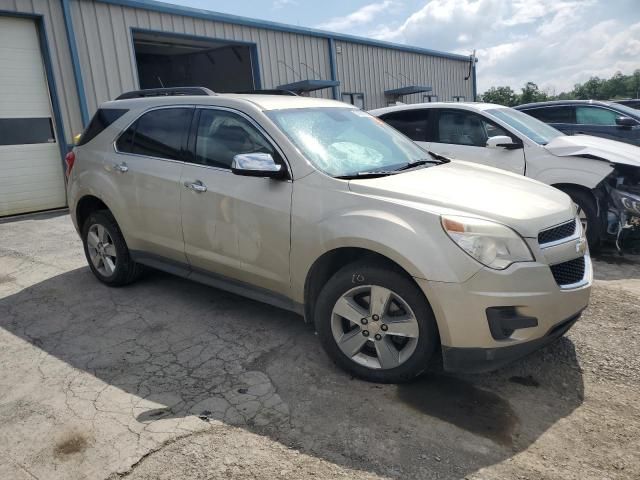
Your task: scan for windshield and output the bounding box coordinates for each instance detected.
[612,103,640,118]
[486,108,564,145]
[266,107,428,177]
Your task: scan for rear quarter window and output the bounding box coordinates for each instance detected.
[78,108,129,146]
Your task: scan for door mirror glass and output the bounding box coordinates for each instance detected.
[231,153,284,178]
[616,116,636,127]
[486,135,521,149]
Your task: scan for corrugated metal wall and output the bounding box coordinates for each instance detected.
[68,0,334,113]
[1,0,474,138]
[0,0,83,142]
[335,41,473,110]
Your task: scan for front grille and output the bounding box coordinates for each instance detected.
[538,219,576,246]
[550,257,586,286]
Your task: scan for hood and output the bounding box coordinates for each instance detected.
[545,135,640,168]
[348,161,574,238]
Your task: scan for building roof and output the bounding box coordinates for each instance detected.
[97,0,472,62]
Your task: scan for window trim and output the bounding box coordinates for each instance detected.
[184,105,292,179]
[113,105,195,164]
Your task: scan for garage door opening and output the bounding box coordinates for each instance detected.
[132,31,257,93]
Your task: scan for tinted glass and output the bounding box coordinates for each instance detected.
[575,106,619,125]
[78,109,128,146]
[381,110,428,141]
[0,118,55,145]
[118,108,191,160]
[195,109,277,169]
[436,110,507,147]
[486,108,564,145]
[267,107,428,177]
[525,106,575,124]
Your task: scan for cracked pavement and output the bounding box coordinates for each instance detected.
[0,211,639,479]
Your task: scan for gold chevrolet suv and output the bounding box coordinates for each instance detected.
[66,87,592,383]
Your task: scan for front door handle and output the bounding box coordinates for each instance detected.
[113,162,128,173]
[185,180,207,193]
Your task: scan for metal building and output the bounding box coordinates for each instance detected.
[0,0,476,216]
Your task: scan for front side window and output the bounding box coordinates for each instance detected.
[116,108,191,161]
[525,106,575,124]
[266,107,428,177]
[436,110,508,147]
[342,93,365,109]
[575,106,619,126]
[194,109,278,169]
[380,109,429,142]
[486,107,564,145]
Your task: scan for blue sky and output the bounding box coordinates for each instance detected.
[163,0,640,94]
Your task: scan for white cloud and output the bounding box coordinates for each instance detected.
[273,0,297,9]
[350,0,640,93]
[317,1,394,31]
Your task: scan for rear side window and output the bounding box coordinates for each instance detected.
[116,108,192,161]
[78,108,128,146]
[524,106,575,124]
[380,110,429,142]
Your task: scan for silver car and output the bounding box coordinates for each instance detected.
[66,88,591,383]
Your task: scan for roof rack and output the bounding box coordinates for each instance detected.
[232,89,299,96]
[115,87,216,100]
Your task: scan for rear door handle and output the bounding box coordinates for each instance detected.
[113,162,128,173]
[184,180,207,193]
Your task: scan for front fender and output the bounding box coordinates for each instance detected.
[527,159,614,189]
[289,203,483,303]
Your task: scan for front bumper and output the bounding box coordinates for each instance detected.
[441,310,582,373]
[415,252,592,373]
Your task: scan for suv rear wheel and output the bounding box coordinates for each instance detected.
[82,210,141,286]
[314,260,437,383]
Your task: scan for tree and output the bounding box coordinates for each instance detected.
[519,82,548,104]
[480,86,518,106]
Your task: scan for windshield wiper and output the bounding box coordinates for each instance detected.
[335,170,400,180]
[394,151,451,171]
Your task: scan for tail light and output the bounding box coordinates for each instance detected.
[65,151,76,179]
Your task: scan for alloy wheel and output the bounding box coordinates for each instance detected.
[331,285,420,370]
[87,224,117,276]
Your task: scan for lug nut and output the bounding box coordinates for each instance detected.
[372,314,379,321]
[374,334,382,340]
[361,318,368,325]
[362,330,369,337]
[381,324,388,331]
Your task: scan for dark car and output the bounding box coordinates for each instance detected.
[614,99,640,110]
[515,100,640,146]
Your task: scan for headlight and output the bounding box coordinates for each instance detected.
[441,215,534,270]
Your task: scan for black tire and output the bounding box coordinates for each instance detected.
[314,260,438,383]
[81,210,141,286]
[559,187,600,250]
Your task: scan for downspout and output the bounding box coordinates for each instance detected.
[328,37,339,100]
[61,0,90,126]
[472,57,478,101]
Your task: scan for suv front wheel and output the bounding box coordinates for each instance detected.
[82,210,141,286]
[315,261,438,383]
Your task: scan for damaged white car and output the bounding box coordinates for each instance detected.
[371,103,640,252]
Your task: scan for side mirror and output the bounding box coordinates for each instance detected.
[486,135,522,149]
[231,153,285,178]
[615,116,636,128]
